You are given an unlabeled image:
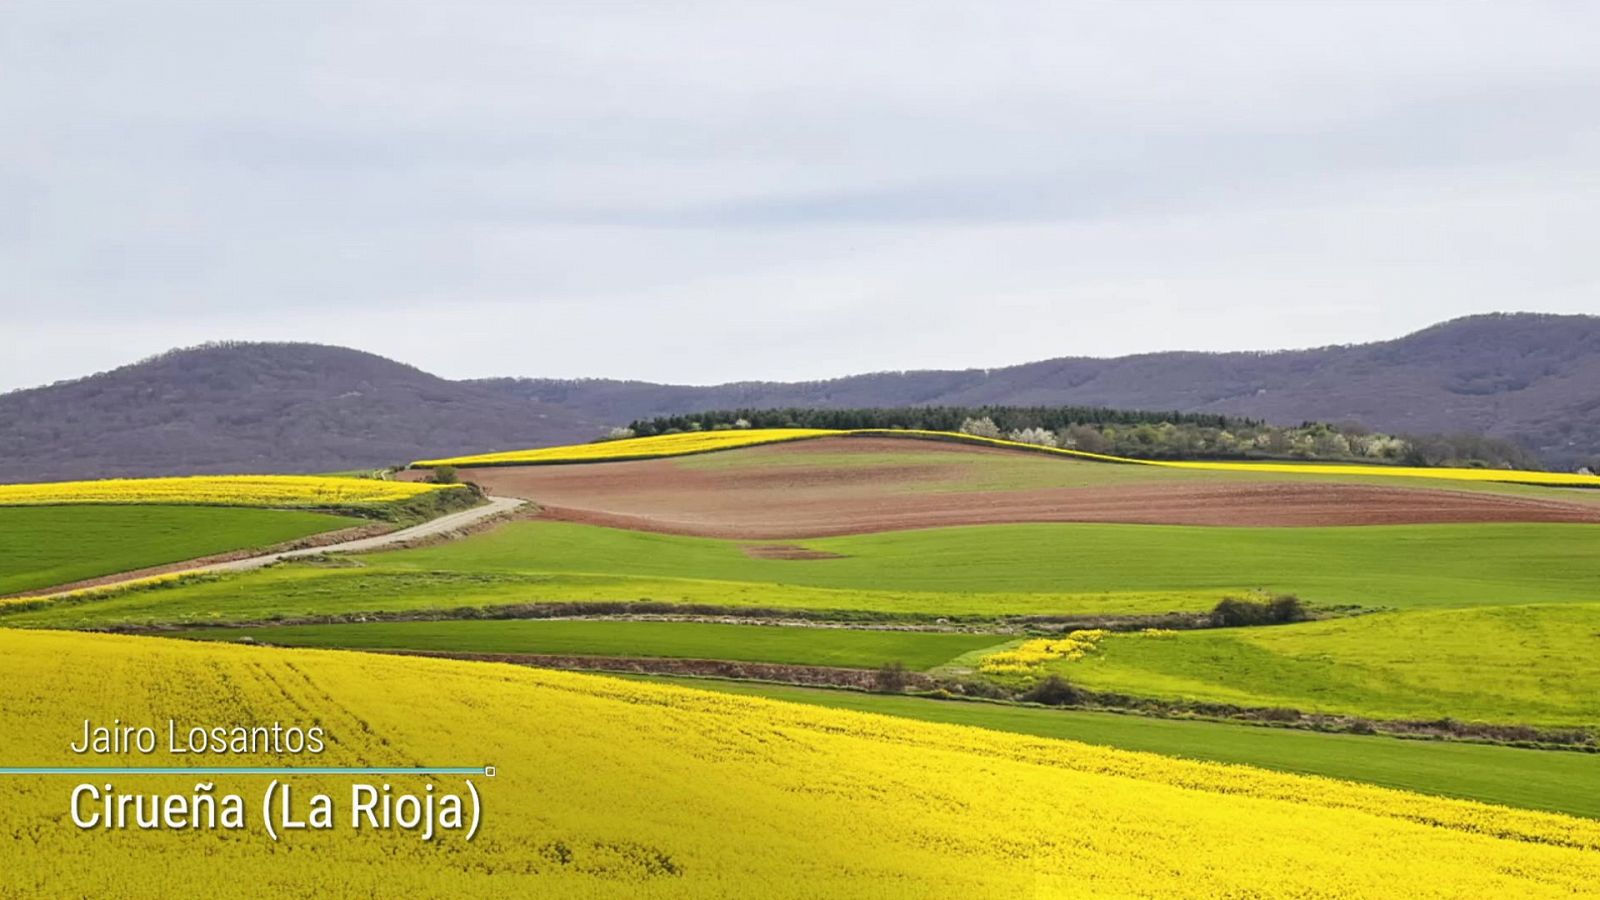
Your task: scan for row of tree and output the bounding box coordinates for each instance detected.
[952,416,1415,464]
[621,406,1545,468]
[629,405,1251,436]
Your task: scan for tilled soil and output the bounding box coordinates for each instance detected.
[415,439,1600,538]
[740,545,848,560]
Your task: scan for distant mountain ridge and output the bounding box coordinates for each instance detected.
[3,313,1597,481]
[481,313,1600,467]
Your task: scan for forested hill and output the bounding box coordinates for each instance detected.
[3,313,1596,481]
[485,313,1600,469]
[0,343,603,481]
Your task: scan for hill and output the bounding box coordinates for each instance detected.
[3,313,1597,480]
[487,313,1600,468]
[400,434,1600,538]
[0,343,602,481]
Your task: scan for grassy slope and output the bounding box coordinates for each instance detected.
[385,520,1600,608]
[0,567,1218,627]
[1055,604,1600,727]
[0,505,354,595]
[625,675,1600,820]
[168,620,1003,670]
[12,518,1600,626]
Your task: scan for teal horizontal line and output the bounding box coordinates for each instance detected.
[0,766,489,776]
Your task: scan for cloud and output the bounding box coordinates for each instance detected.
[2,1,1598,390]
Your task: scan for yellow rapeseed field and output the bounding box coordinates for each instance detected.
[979,630,1106,675]
[0,475,461,508]
[411,428,837,467]
[0,571,205,608]
[895,429,1600,486]
[3,629,1598,898]
[1146,457,1600,484]
[415,427,1600,487]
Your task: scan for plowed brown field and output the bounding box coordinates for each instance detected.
[402,438,1600,538]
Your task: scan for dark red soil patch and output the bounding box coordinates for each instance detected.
[740,545,847,560]
[412,437,1600,538]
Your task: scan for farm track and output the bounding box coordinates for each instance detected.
[201,495,527,571]
[16,495,526,599]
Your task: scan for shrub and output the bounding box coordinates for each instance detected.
[1210,595,1307,627]
[1268,595,1307,623]
[959,417,1003,439]
[874,661,909,693]
[431,466,460,485]
[1020,675,1084,706]
[1210,598,1268,627]
[942,679,1009,700]
[1006,427,1058,448]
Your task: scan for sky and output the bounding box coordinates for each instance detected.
[3,1,1598,392]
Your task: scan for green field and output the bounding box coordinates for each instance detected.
[1050,603,1600,727]
[0,567,1223,628]
[0,505,355,596]
[621,675,1600,820]
[10,517,1600,627]
[166,619,1003,670]
[379,520,1600,608]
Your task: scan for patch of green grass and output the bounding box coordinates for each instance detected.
[0,563,1216,628]
[13,518,1600,627]
[0,506,354,596]
[166,620,1004,670]
[1052,604,1600,727]
[383,520,1600,609]
[616,674,1600,820]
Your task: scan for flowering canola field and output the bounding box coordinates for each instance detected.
[412,428,838,467]
[413,428,1600,487]
[979,629,1106,676]
[3,629,1598,898]
[0,475,462,508]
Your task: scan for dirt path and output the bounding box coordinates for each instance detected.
[20,496,526,599]
[198,495,526,574]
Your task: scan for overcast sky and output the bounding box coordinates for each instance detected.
[4,2,1598,392]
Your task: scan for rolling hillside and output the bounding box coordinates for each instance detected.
[492,313,1600,467]
[0,343,603,481]
[4,313,1597,481]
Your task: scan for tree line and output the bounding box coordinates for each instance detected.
[622,406,1545,469]
[629,405,1251,435]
